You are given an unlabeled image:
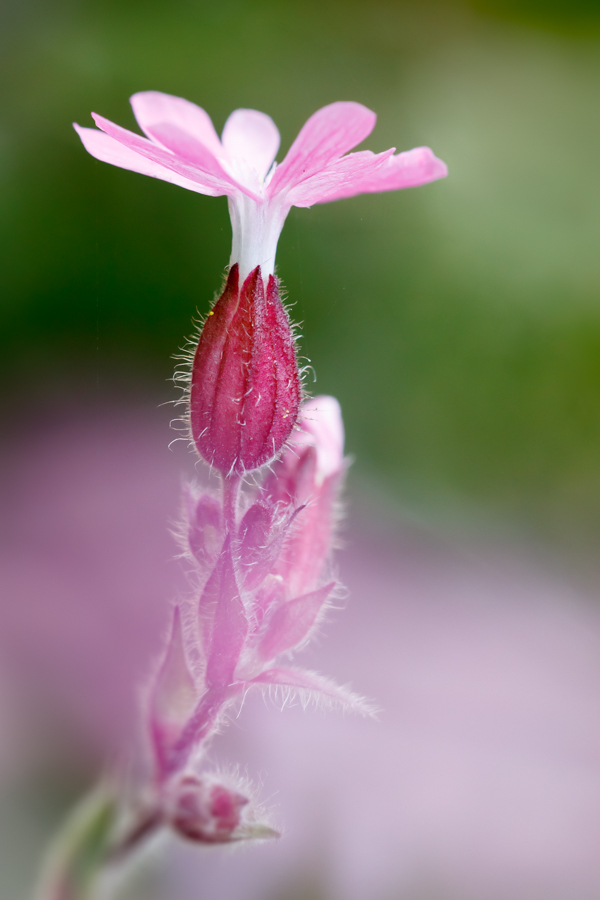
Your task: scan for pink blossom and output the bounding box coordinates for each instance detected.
[74,93,447,282]
[61,89,447,871]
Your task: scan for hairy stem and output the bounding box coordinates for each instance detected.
[222,472,241,534]
[164,685,233,778]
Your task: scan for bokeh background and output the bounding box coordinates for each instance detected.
[2,1,600,898]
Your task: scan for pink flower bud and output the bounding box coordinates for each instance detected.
[167,774,249,843]
[266,396,345,596]
[291,395,345,484]
[189,264,301,475]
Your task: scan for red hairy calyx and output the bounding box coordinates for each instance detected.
[190,264,300,475]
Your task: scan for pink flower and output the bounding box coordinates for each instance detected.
[75,94,446,476]
[74,93,447,283]
[64,91,446,869]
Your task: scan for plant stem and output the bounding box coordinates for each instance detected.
[106,809,162,863]
[222,472,241,534]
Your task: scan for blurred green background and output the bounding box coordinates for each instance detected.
[2,0,600,559]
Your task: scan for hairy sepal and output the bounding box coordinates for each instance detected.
[257,581,336,660]
[249,667,376,716]
[237,500,299,593]
[190,264,301,474]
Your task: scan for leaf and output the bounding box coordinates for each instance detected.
[257,581,335,660]
[237,502,280,590]
[188,492,222,568]
[205,537,248,688]
[149,606,197,777]
[249,667,377,717]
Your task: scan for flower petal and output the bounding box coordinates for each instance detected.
[137,122,232,180]
[91,113,257,199]
[73,124,221,195]
[130,90,223,157]
[222,109,280,182]
[313,146,448,203]
[267,101,376,196]
[130,92,248,190]
[286,148,395,208]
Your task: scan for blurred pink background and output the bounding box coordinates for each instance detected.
[1,399,600,900]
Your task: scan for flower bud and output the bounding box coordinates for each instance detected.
[290,395,345,486]
[166,774,249,843]
[266,396,345,596]
[190,264,301,475]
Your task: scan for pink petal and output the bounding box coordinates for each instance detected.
[130,91,223,157]
[222,109,280,182]
[138,122,233,180]
[316,146,448,203]
[257,581,335,660]
[267,101,376,196]
[73,125,220,195]
[130,93,248,191]
[286,148,395,207]
[91,113,252,199]
[249,667,375,715]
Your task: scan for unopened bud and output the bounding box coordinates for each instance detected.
[190,264,301,475]
[167,774,248,844]
[266,396,345,596]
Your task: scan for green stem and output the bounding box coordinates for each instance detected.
[105,808,162,864]
[34,785,117,900]
[35,786,163,900]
